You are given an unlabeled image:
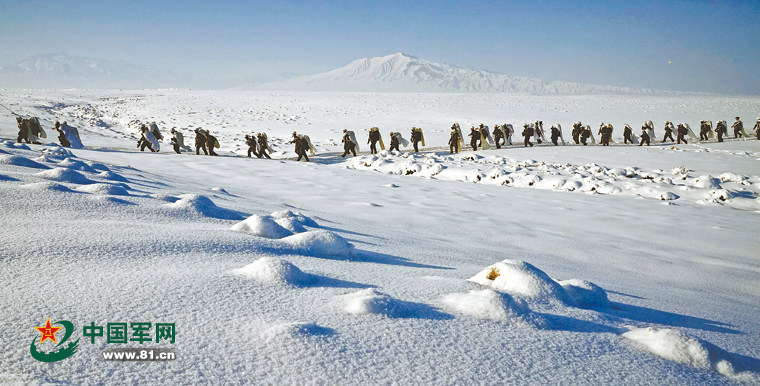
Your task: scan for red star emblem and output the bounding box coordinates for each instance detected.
[34,318,62,345]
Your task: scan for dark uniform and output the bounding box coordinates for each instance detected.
[411,128,422,152]
[138,126,155,152]
[732,118,744,138]
[580,126,591,146]
[663,122,675,142]
[623,125,634,144]
[449,129,460,153]
[522,125,534,147]
[195,129,208,155]
[16,117,30,144]
[754,119,760,140]
[292,133,310,161]
[206,131,218,156]
[699,121,709,141]
[550,126,561,146]
[245,135,258,157]
[534,121,543,144]
[600,124,612,146]
[389,133,400,152]
[340,132,356,158]
[53,121,71,147]
[572,123,582,144]
[715,121,727,142]
[257,133,271,158]
[368,129,381,154]
[638,128,651,146]
[171,129,181,154]
[493,125,504,148]
[469,128,481,151]
[676,124,688,144]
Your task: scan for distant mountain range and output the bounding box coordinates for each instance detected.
[0,53,181,89]
[257,53,665,94]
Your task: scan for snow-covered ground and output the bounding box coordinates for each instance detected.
[1,90,759,385]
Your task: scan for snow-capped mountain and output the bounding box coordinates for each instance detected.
[0,53,181,89]
[258,53,662,94]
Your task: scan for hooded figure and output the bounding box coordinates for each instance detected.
[194,128,208,155]
[580,125,592,146]
[170,128,190,154]
[340,130,357,158]
[676,123,688,144]
[662,121,675,142]
[367,127,384,154]
[550,125,561,146]
[138,125,159,152]
[699,120,710,141]
[493,124,505,149]
[451,123,465,151]
[257,132,272,159]
[503,124,514,145]
[205,130,219,156]
[522,124,534,147]
[245,134,259,157]
[449,128,460,153]
[55,121,83,148]
[571,122,583,144]
[638,127,651,146]
[477,124,492,150]
[715,121,728,142]
[644,121,656,142]
[292,132,311,161]
[52,121,71,147]
[389,132,400,152]
[623,124,637,144]
[732,117,745,138]
[469,127,481,151]
[410,127,424,152]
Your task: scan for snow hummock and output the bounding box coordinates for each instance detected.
[623,327,760,382]
[74,183,130,196]
[231,257,313,286]
[468,260,577,306]
[34,167,93,184]
[557,279,611,309]
[165,193,245,220]
[0,154,50,169]
[442,289,533,325]
[341,288,420,318]
[280,230,355,258]
[230,214,294,239]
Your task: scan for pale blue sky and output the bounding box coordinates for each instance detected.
[1,0,758,93]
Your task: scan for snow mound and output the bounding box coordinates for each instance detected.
[231,257,313,286]
[718,172,746,183]
[271,210,319,227]
[57,158,96,172]
[165,194,245,220]
[623,327,760,382]
[75,183,130,196]
[230,214,294,239]
[442,289,534,325]
[281,230,355,258]
[261,322,335,341]
[40,146,73,159]
[342,288,417,318]
[210,186,229,194]
[0,155,50,169]
[96,171,129,182]
[34,167,93,184]
[693,175,721,189]
[557,279,611,309]
[468,260,577,306]
[20,181,74,193]
[84,161,110,171]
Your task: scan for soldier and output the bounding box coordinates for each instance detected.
[504,124,514,145]
[411,127,423,152]
[245,134,258,157]
[469,126,481,151]
[389,132,400,152]
[138,125,158,152]
[676,123,688,144]
[16,117,30,144]
[205,130,219,156]
[600,123,613,146]
[367,127,381,154]
[170,129,182,154]
[149,122,163,141]
[291,132,310,161]
[522,124,534,147]
[732,117,744,138]
[638,127,651,146]
[623,124,635,144]
[580,125,591,146]
[194,128,208,155]
[715,121,728,142]
[550,125,561,146]
[53,122,71,147]
[699,120,710,141]
[493,124,505,149]
[754,118,760,140]
[449,128,460,153]
[662,121,675,142]
[340,130,357,158]
[572,122,583,144]
[257,132,271,159]
[534,121,544,144]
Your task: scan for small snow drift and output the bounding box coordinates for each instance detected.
[57,158,96,173]
[0,155,50,169]
[280,230,354,258]
[34,167,93,184]
[557,279,611,309]
[231,257,313,286]
[622,327,760,382]
[40,146,73,159]
[270,210,319,227]
[20,181,75,193]
[84,160,110,172]
[442,289,534,325]
[96,171,129,182]
[165,194,245,220]
[260,322,335,341]
[230,214,294,239]
[468,260,577,306]
[341,288,418,318]
[75,183,130,196]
